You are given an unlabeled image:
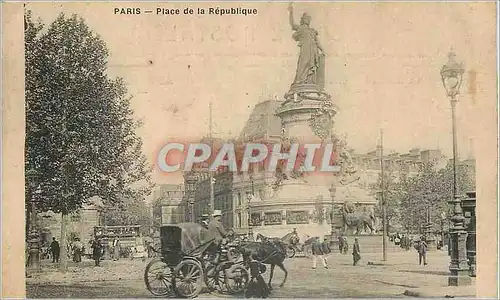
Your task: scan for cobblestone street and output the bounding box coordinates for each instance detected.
[27,250,474,298]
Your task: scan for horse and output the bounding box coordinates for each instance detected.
[256,232,298,245]
[256,233,273,242]
[280,232,300,246]
[238,240,288,290]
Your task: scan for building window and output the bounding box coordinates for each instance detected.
[264,212,282,226]
[238,193,242,206]
[250,213,261,226]
[286,211,309,224]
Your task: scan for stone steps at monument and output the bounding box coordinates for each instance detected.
[253,225,407,253]
[342,235,407,253]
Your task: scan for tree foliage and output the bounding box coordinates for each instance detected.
[372,165,400,225]
[25,11,153,215]
[104,197,151,227]
[371,159,475,234]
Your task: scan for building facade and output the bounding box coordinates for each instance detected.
[153,184,185,225]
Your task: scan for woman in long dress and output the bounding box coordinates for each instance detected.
[288,4,326,87]
[352,237,361,266]
[113,238,120,261]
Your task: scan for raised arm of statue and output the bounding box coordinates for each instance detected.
[288,3,299,31]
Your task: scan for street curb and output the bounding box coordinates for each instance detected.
[403,287,476,298]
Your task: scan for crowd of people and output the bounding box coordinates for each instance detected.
[43,236,125,267]
[308,234,361,268]
[390,233,413,251]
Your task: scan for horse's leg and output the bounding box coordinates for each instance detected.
[268,264,275,290]
[369,222,374,234]
[276,261,288,287]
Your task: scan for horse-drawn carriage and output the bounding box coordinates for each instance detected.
[144,223,249,298]
[256,233,315,258]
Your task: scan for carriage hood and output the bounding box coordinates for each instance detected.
[160,222,212,255]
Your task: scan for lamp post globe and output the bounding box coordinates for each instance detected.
[440,51,465,99]
[441,50,470,286]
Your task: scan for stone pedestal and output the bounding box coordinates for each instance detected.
[277,84,337,143]
[27,230,41,272]
[462,191,476,277]
[424,223,436,251]
[448,215,471,286]
[448,230,471,286]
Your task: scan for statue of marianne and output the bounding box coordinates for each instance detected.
[288,3,326,88]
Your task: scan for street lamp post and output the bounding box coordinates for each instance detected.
[440,50,471,286]
[248,173,255,237]
[209,174,215,217]
[247,194,253,237]
[329,185,336,236]
[26,167,41,272]
[424,197,436,250]
[440,212,447,250]
[189,198,195,222]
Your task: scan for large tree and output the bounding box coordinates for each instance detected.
[25,11,153,270]
[371,158,475,234]
[396,161,475,234]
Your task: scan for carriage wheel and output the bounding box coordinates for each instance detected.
[144,259,174,296]
[173,259,204,298]
[225,265,249,294]
[204,264,224,292]
[286,247,296,258]
[206,264,232,293]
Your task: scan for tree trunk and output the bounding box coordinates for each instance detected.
[26,205,31,242]
[59,211,68,272]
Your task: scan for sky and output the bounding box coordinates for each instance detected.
[27,2,497,186]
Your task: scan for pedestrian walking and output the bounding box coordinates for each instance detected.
[311,237,328,269]
[337,234,344,253]
[342,236,349,254]
[91,239,103,266]
[418,236,428,266]
[322,237,331,257]
[50,237,60,263]
[112,238,120,261]
[72,238,83,263]
[147,241,155,258]
[352,237,361,266]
